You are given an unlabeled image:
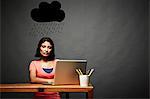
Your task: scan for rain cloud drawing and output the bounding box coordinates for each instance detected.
[31,1,65,22]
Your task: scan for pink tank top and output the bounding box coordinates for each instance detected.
[29,59,60,99]
[29,60,57,79]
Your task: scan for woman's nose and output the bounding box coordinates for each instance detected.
[45,48,48,51]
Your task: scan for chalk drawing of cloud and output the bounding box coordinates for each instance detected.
[31,1,65,22]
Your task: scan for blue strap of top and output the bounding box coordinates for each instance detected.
[43,68,53,73]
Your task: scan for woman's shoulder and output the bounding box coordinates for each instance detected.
[54,58,60,62]
[30,59,40,64]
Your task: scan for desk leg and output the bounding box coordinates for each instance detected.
[86,89,93,99]
[66,93,69,99]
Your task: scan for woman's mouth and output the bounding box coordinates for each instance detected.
[43,52,49,55]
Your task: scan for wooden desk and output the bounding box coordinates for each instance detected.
[0,83,94,99]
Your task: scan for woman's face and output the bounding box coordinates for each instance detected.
[40,41,52,57]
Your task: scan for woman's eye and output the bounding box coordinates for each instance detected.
[48,46,52,49]
[41,45,46,48]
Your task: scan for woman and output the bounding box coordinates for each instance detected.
[29,37,60,99]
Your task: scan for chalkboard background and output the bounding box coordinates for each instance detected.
[1,0,149,98]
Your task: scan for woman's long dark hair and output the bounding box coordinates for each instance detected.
[35,37,55,61]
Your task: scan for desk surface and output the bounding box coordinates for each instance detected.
[0,83,94,99]
[0,83,93,92]
[0,83,93,89]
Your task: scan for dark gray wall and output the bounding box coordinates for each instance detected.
[0,0,1,83]
[149,0,150,98]
[1,0,149,98]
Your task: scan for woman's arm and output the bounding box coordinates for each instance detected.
[30,69,54,83]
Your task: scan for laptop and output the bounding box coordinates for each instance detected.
[53,59,87,85]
